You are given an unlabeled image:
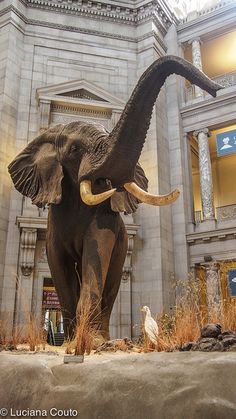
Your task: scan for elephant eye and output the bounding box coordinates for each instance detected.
[69,144,78,153]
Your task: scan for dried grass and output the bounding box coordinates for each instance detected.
[0,312,47,351]
[0,314,14,348]
[140,271,236,352]
[65,297,101,356]
[25,314,46,352]
[221,300,236,331]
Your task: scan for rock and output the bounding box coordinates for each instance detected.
[228,344,236,352]
[211,341,224,351]
[1,352,236,419]
[191,343,199,351]
[221,330,236,337]
[197,338,218,352]
[191,338,224,352]
[181,342,194,351]
[218,332,236,341]
[222,336,236,348]
[200,323,221,339]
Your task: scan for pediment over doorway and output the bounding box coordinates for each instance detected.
[36,79,125,108]
[36,80,125,131]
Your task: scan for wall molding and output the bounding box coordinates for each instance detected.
[21,0,174,30]
[1,4,167,48]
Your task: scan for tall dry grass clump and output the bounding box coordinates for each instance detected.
[147,274,205,351]
[143,273,214,351]
[0,313,21,350]
[0,312,47,351]
[0,318,8,346]
[66,297,100,356]
[25,314,47,351]
[221,299,236,331]
[141,270,236,352]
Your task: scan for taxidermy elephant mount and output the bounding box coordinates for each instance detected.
[9,56,222,340]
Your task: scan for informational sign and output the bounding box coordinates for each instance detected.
[228,270,236,297]
[42,288,61,309]
[216,129,236,157]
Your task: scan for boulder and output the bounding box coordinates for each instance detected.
[200,323,221,339]
[1,351,236,419]
[222,336,236,348]
[180,342,194,351]
[194,338,220,352]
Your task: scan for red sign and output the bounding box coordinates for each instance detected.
[42,289,61,309]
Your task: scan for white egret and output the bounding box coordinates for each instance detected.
[141,306,159,345]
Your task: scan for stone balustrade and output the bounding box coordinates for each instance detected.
[216,204,236,222]
[195,204,236,223]
[184,71,236,102]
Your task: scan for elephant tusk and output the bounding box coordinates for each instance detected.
[124,182,180,206]
[80,180,116,206]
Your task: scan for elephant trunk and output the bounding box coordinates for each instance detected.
[102,55,222,186]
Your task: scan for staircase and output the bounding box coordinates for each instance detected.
[53,332,65,346]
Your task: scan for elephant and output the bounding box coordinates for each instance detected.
[8,56,222,340]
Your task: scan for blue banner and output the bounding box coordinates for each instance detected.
[216,129,236,157]
[228,270,236,297]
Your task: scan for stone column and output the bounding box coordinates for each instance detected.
[110,217,139,339]
[189,37,203,98]
[193,128,215,220]
[205,262,220,321]
[39,99,51,132]
[15,228,37,330]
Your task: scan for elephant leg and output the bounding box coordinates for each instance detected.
[47,243,81,340]
[101,223,128,339]
[78,219,117,337]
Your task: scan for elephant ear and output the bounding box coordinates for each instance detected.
[8,127,64,207]
[111,162,148,214]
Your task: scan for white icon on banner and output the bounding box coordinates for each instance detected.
[220,137,232,150]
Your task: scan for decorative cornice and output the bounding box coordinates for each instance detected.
[181,87,236,132]
[177,2,236,42]
[187,226,236,245]
[22,0,173,29]
[1,5,166,47]
[179,1,235,26]
[139,29,167,52]
[51,103,112,118]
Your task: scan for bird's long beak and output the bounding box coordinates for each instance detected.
[140,307,145,312]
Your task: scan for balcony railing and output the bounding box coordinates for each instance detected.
[216,204,236,222]
[194,204,236,223]
[194,210,202,224]
[184,71,236,102]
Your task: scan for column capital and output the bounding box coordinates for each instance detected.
[193,128,211,138]
[188,37,202,45]
[205,261,219,272]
